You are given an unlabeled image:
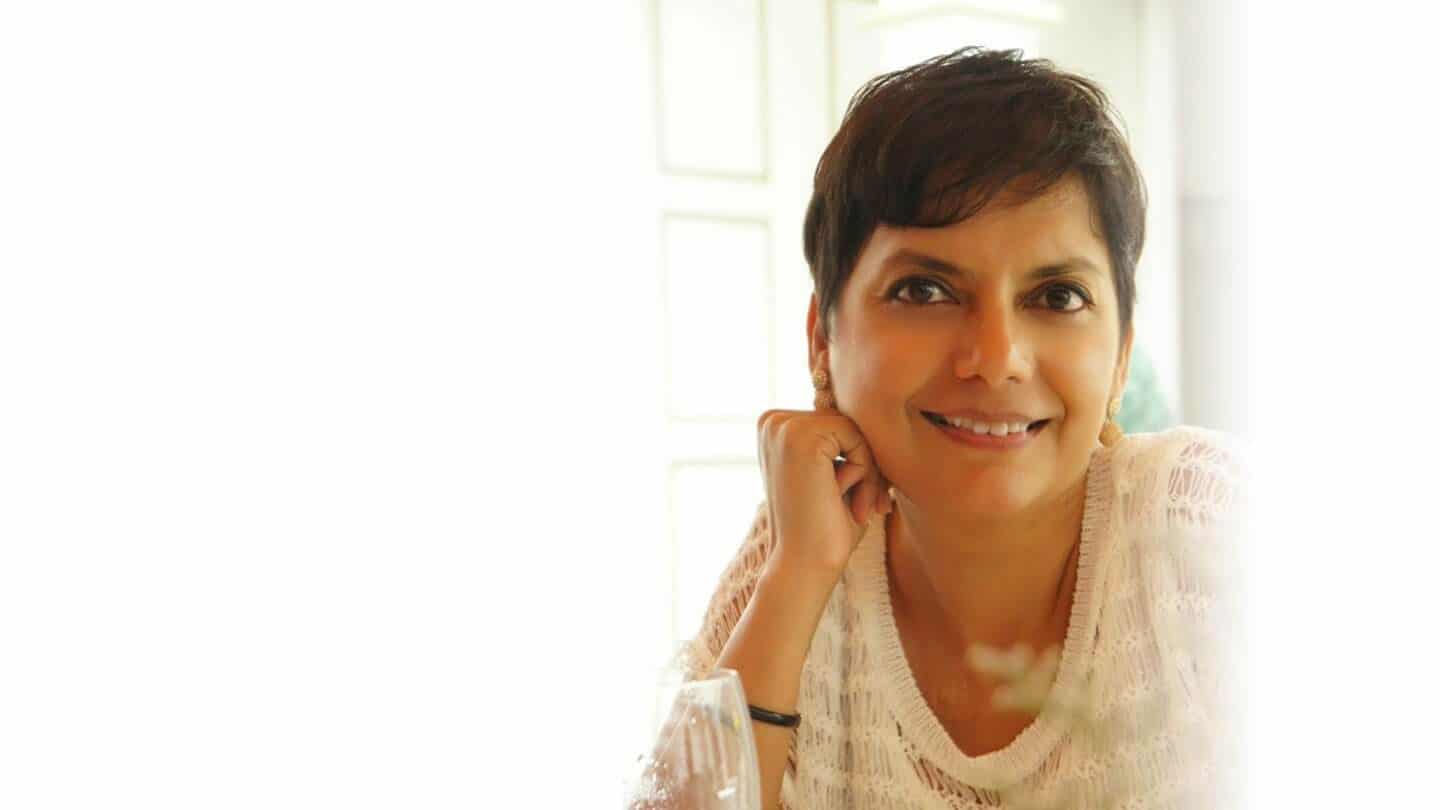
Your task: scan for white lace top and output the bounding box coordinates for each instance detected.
[686,427,1243,809]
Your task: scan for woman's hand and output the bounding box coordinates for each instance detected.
[755,408,892,582]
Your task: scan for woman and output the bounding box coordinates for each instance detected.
[680,48,1240,809]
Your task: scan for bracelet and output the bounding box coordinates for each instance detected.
[748,703,801,729]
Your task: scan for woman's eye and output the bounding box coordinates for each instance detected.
[1033,283,1090,313]
[891,278,954,305]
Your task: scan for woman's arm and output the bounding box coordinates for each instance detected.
[713,548,839,810]
[635,404,888,809]
[630,505,847,810]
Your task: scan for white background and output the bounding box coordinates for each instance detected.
[1,1,1435,807]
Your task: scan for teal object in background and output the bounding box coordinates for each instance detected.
[1117,345,1173,433]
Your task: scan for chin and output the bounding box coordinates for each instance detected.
[913,470,1042,517]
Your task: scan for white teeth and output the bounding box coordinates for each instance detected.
[939,415,1033,437]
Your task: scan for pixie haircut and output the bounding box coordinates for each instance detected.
[803,47,1146,338]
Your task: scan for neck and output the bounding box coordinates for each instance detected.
[886,474,1087,654]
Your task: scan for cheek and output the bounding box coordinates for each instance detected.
[1049,342,1118,426]
[835,354,894,418]
[833,329,927,413]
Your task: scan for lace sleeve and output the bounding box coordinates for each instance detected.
[1166,429,1247,804]
[1114,426,1245,537]
[1122,427,1246,802]
[680,501,776,682]
[1164,429,1243,530]
[1117,426,1247,611]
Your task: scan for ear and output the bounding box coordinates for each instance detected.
[1111,326,1135,405]
[806,293,829,374]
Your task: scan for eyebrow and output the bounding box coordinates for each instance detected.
[881,249,1104,281]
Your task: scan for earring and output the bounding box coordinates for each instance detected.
[812,367,836,410]
[1099,397,1123,447]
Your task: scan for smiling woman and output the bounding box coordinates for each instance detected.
[635,48,1243,810]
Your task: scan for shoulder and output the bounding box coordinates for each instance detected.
[1106,425,1246,529]
[1106,430,1247,742]
[1102,428,1248,637]
[1109,424,1242,474]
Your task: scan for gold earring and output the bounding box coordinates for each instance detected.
[1099,397,1123,447]
[812,368,836,410]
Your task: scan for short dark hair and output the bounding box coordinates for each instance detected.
[803,47,1145,337]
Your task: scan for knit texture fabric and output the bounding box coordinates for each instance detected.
[685,426,1243,809]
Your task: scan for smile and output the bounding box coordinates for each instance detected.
[922,411,1051,449]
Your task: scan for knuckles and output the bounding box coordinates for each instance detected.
[756,409,780,434]
[757,409,855,453]
[756,409,800,447]
[772,416,812,455]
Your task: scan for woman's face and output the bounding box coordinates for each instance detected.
[810,174,1132,519]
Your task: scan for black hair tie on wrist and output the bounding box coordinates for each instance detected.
[748,703,801,728]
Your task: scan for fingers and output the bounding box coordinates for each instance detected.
[834,459,867,495]
[757,407,892,546]
[850,477,873,526]
[836,462,890,526]
[830,427,888,526]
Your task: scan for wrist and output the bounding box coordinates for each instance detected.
[760,549,845,604]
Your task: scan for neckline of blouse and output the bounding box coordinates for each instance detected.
[846,446,1116,789]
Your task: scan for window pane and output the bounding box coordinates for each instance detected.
[663,216,772,420]
[657,0,767,176]
[670,463,764,641]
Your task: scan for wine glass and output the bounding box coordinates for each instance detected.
[624,664,762,810]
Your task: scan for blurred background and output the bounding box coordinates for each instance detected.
[3,1,1435,808]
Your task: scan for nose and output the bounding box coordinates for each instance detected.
[955,297,1031,387]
